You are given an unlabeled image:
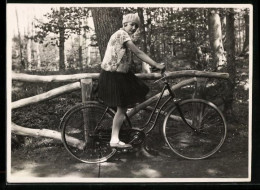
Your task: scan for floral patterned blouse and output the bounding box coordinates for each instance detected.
[101,29,133,73]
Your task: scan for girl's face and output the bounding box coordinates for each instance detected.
[123,22,139,34]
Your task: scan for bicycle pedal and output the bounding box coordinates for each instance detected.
[173,98,181,103]
[122,149,129,153]
[115,147,133,153]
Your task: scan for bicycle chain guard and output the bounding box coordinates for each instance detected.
[126,129,146,146]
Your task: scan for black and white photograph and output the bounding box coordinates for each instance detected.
[6,3,253,183]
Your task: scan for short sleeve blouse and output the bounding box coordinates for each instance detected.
[101,29,132,73]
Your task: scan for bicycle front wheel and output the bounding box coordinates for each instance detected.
[60,102,117,164]
[163,99,227,160]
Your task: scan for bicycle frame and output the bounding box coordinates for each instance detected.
[138,78,198,134]
[141,82,175,134]
[95,77,196,138]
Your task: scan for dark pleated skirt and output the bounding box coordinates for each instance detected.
[98,70,149,108]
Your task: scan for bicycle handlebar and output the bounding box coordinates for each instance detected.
[150,63,167,84]
[151,63,166,74]
[161,67,166,77]
[153,70,168,84]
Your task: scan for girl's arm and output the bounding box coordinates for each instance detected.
[125,40,164,69]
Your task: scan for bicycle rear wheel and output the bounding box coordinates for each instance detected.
[60,102,117,163]
[163,99,227,160]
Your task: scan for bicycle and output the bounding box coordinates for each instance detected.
[60,69,227,163]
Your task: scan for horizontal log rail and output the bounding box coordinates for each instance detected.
[12,70,229,83]
[12,122,85,149]
[12,82,81,110]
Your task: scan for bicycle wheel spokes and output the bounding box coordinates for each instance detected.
[163,99,227,160]
[61,103,116,163]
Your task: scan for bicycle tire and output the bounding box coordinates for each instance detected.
[60,101,117,163]
[163,99,227,160]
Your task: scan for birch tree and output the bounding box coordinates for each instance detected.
[241,8,249,56]
[15,9,26,70]
[208,9,226,70]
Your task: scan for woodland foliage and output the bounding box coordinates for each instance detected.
[12,7,249,73]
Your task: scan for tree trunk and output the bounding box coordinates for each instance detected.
[137,8,147,53]
[242,10,249,56]
[26,21,32,70]
[78,20,83,70]
[146,9,152,54]
[155,35,161,60]
[36,43,41,69]
[84,28,91,66]
[64,47,67,69]
[15,9,25,70]
[58,7,65,71]
[238,16,241,53]
[138,8,151,73]
[224,8,236,117]
[91,8,123,60]
[33,19,41,69]
[221,14,227,49]
[208,9,226,70]
[78,38,83,70]
[190,14,197,66]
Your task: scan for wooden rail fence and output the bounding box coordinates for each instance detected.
[11,70,229,145]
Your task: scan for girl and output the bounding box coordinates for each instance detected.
[98,13,165,148]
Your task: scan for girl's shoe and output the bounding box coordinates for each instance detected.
[110,141,132,149]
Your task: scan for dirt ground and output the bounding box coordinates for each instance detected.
[9,122,249,181]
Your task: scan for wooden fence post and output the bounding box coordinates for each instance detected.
[193,78,207,99]
[80,79,94,145]
[81,79,93,102]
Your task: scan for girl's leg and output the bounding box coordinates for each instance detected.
[110,106,131,146]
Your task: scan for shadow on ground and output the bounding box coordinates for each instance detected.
[10,123,248,181]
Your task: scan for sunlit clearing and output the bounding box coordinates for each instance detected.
[132,165,161,177]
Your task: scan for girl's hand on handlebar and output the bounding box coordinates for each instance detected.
[151,63,166,74]
[156,63,165,70]
[157,63,166,76]
[153,63,167,83]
